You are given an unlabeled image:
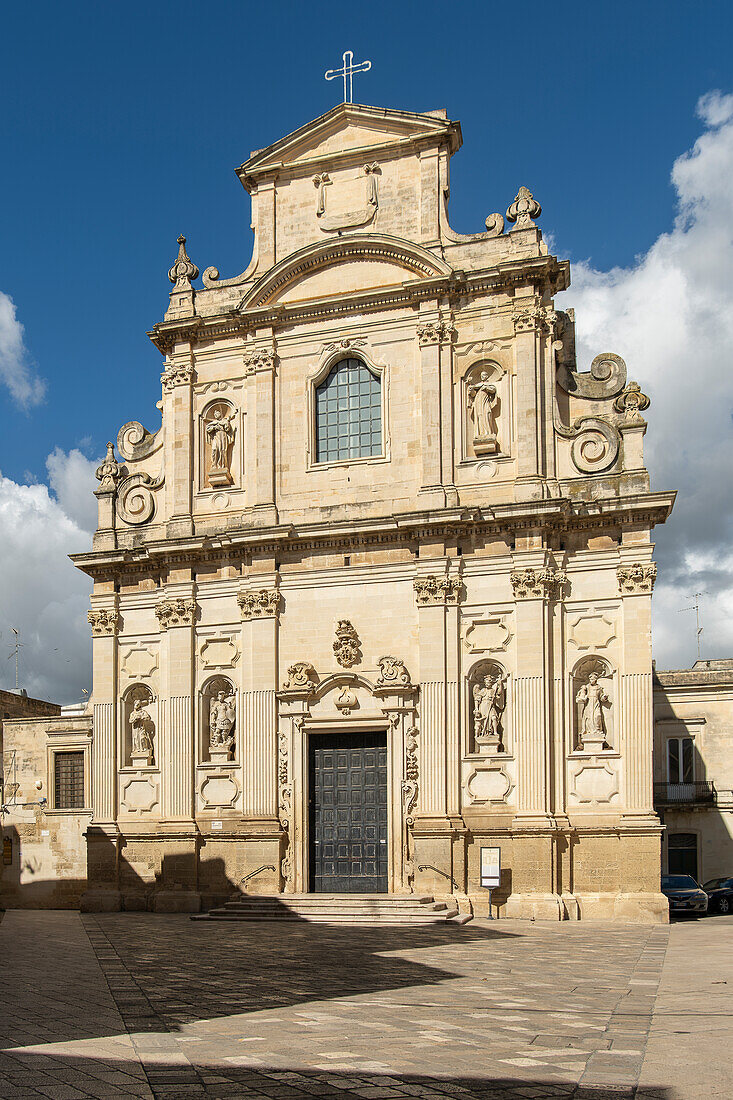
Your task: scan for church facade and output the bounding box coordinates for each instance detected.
[73,103,674,920]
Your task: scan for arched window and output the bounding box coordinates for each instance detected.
[315,358,382,463]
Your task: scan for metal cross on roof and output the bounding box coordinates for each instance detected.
[325,50,372,104]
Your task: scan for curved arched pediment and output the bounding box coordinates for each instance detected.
[240,234,453,311]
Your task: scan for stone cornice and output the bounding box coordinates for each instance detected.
[70,492,676,580]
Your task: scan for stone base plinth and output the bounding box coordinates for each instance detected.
[80,888,122,913]
[153,889,201,914]
[503,892,565,921]
[575,891,669,924]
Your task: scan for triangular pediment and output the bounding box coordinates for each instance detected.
[238,104,461,185]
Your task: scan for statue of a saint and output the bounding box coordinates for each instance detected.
[206,408,236,482]
[473,673,506,744]
[209,690,236,750]
[467,372,499,454]
[576,672,610,746]
[129,698,153,757]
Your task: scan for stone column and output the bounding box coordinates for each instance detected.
[417,312,457,509]
[512,301,544,501]
[161,346,195,538]
[81,590,121,911]
[617,558,658,820]
[237,579,282,892]
[245,342,278,525]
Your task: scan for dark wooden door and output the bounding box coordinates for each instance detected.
[309,731,388,893]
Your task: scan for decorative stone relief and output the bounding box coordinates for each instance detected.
[569,761,619,805]
[278,729,292,828]
[314,163,380,232]
[121,776,159,814]
[168,234,199,288]
[510,568,567,600]
[573,656,614,752]
[466,368,500,455]
[376,656,411,688]
[88,608,119,637]
[200,636,240,669]
[401,726,419,821]
[617,563,657,594]
[282,662,317,692]
[506,186,541,229]
[567,609,617,651]
[120,646,158,680]
[95,442,121,492]
[335,685,358,714]
[200,774,239,809]
[333,620,361,668]
[468,660,507,751]
[462,615,512,654]
[614,381,650,422]
[155,598,196,629]
[238,589,281,619]
[417,320,456,346]
[203,401,237,488]
[161,365,195,391]
[323,337,367,354]
[117,472,165,526]
[413,575,463,605]
[464,763,514,805]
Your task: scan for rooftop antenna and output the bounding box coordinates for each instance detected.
[678,592,705,661]
[325,50,372,104]
[7,627,23,692]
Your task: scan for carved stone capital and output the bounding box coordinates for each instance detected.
[413,575,463,606]
[510,567,568,600]
[417,321,456,347]
[281,662,317,693]
[161,365,195,391]
[513,306,547,334]
[244,349,276,374]
[617,563,657,594]
[238,588,281,620]
[155,597,197,629]
[87,608,119,637]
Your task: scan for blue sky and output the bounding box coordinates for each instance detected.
[2,0,733,699]
[0,0,729,483]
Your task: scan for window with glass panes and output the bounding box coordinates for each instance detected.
[667,736,694,784]
[54,751,85,809]
[315,358,381,463]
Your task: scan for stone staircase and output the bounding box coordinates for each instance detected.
[192,893,466,924]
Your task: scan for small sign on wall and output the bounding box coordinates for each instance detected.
[480,846,501,887]
[211,820,223,831]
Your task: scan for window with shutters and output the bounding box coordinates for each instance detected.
[54,751,85,809]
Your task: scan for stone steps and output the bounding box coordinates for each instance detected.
[192,893,464,924]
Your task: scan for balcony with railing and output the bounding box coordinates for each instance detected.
[653,780,717,807]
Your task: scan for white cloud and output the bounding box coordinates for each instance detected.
[0,292,45,407]
[557,90,733,670]
[0,451,96,705]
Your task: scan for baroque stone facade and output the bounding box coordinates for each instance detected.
[71,103,674,920]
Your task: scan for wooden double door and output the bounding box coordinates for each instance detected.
[308,731,388,893]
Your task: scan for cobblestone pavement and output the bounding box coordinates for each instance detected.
[0,909,731,1100]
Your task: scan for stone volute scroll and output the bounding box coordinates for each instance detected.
[204,401,237,488]
[573,657,613,752]
[468,661,507,753]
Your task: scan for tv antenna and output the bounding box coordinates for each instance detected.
[7,627,23,692]
[678,592,705,660]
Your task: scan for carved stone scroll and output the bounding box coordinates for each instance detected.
[557,352,627,401]
[376,656,411,687]
[116,472,164,525]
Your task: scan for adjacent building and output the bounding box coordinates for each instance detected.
[654,659,733,884]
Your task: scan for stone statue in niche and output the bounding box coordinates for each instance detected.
[467,370,500,455]
[469,662,507,751]
[205,404,236,488]
[129,696,154,766]
[209,691,236,753]
[576,671,610,751]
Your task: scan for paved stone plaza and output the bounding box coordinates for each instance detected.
[0,911,730,1100]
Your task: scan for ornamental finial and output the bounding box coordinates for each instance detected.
[506,186,542,230]
[168,234,199,288]
[95,441,121,491]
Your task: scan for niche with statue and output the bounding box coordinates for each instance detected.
[201,675,237,763]
[572,655,614,752]
[468,659,508,753]
[123,684,156,767]
[464,362,504,458]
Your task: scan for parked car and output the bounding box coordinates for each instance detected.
[703,877,733,914]
[661,874,709,914]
